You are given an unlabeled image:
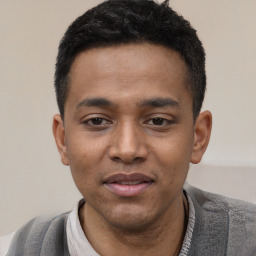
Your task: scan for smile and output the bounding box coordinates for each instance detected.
[103,173,154,197]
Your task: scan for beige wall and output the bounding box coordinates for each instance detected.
[0,0,255,234]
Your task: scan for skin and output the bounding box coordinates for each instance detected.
[53,43,212,256]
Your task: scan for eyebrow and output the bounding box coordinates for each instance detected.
[76,97,114,109]
[76,97,180,110]
[138,97,180,108]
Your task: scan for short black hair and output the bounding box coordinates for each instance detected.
[55,0,206,119]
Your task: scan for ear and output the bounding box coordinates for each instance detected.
[52,114,70,166]
[190,110,212,164]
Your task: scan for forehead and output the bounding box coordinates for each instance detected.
[70,43,187,82]
[66,43,191,110]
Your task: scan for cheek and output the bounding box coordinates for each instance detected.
[66,135,105,187]
[67,132,106,165]
[152,130,194,181]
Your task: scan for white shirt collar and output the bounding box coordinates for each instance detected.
[66,199,100,256]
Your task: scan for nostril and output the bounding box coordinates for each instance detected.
[108,140,148,163]
[134,156,145,163]
[111,156,146,164]
[112,156,121,162]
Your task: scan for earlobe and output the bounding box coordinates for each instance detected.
[190,110,212,164]
[52,114,70,166]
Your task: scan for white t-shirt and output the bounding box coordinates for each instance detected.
[0,193,195,256]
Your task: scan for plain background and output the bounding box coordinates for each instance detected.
[0,0,255,234]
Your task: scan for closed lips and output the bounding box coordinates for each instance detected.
[103,173,154,184]
[103,173,154,196]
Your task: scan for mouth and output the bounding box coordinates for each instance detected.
[103,173,154,197]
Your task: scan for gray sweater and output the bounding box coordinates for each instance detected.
[7,184,256,255]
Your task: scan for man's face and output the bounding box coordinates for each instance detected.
[56,43,198,229]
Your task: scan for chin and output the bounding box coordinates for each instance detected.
[103,205,156,231]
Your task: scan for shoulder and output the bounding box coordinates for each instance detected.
[6,212,70,256]
[184,183,256,216]
[184,183,256,255]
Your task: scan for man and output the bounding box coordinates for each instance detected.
[5,0,256,255]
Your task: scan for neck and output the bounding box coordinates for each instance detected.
[79,194,188,256]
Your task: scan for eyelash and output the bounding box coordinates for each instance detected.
[144,117,174,126]
[82,116,174,130]
[82,117,112,127]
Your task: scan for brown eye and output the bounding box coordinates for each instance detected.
[152,118,164,125]
[144,116,174,128]
[90,118,104,125]
[82,117,112,128]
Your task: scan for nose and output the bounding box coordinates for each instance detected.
[108,121,149,163]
